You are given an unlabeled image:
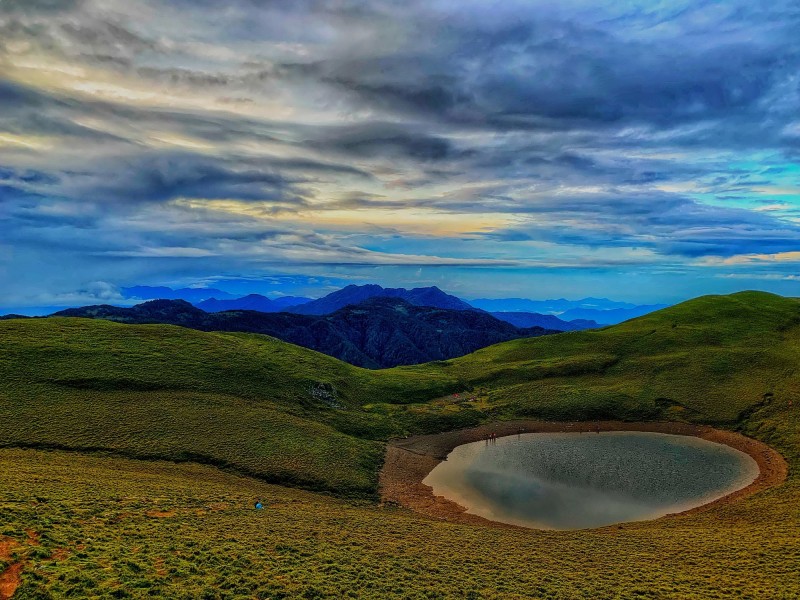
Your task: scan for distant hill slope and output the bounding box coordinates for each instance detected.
[0,317,401,497]
[559,304,667,324]
[2,291,800,500]
[470,297,668,324]
[0,313,29,320]
[54,297,554,368]
[490,311,599,331]
[288,284,475,315]
[195,294,311,313]
[469,296,637,313]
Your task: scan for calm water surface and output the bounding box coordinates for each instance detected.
[423,431,759,530]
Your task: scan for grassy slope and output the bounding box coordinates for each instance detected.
[390,291,800,425]
[2,432,798,599]
[1,291,800,597]
[0,319,388,497]
[1,291,799,497]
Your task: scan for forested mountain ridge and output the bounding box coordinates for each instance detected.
[287,284,475,315]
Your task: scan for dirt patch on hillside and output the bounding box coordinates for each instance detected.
[0,538,22,600]
[146,510,176,518]
[0,562,22,600]
[153,557,167,578]
[379,420,788,530]
[0,539,18,562]
[48,548,69,562]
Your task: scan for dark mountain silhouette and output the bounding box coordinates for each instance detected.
[54,297,556,368]
[57,300,208,327]
[288,284,475,315]
[195,294,311,313]
[490,312,599,331]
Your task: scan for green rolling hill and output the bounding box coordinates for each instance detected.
[1,290,799,498]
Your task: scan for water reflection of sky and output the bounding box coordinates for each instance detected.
[423,432,759,530]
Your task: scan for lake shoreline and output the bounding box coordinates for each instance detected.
[379,420,788,530]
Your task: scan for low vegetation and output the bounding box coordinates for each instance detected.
[1,291,799,597]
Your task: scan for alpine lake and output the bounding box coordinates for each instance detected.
[423,431,759,530]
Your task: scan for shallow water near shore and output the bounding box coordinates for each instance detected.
[423,431,759,530]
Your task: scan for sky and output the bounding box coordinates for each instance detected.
[1,0,799,310]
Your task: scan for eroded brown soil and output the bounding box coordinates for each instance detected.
[146,510,176,518]
[0,538,21,600]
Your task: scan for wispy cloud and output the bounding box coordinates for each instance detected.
[701,251,800,266]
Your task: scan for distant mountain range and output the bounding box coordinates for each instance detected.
[196,294,312,313]
[122,283,475,314]
[53,297,557,368]
[469,296,636,313]
[47,284,667,327]
[490,312,599,331]
[122,286,235,303]
[557,305,668,323]
[470,297,667,324]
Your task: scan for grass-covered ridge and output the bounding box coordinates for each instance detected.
[0,319,415,497]
[421,290,800,425]
[1,290,799,499]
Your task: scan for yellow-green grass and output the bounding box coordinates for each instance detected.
[1,291,800,597]
[2,291,800,499]
[0,319,451,497]
[1,436,798,599]
[414,290,800,424]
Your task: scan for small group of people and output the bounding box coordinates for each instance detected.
[485,432,498,444]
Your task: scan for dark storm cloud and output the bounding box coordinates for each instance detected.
[3,170,57,185]
[0,78,372,186]
[58,19,157,55]
[309,123,455,161]
[0,78,373,177]
[50,153,309,206]
[135,67,233,88]
[0,2,161,59]
[286,5,798,137]
[0,84,129,143]
[0,80,36,105]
